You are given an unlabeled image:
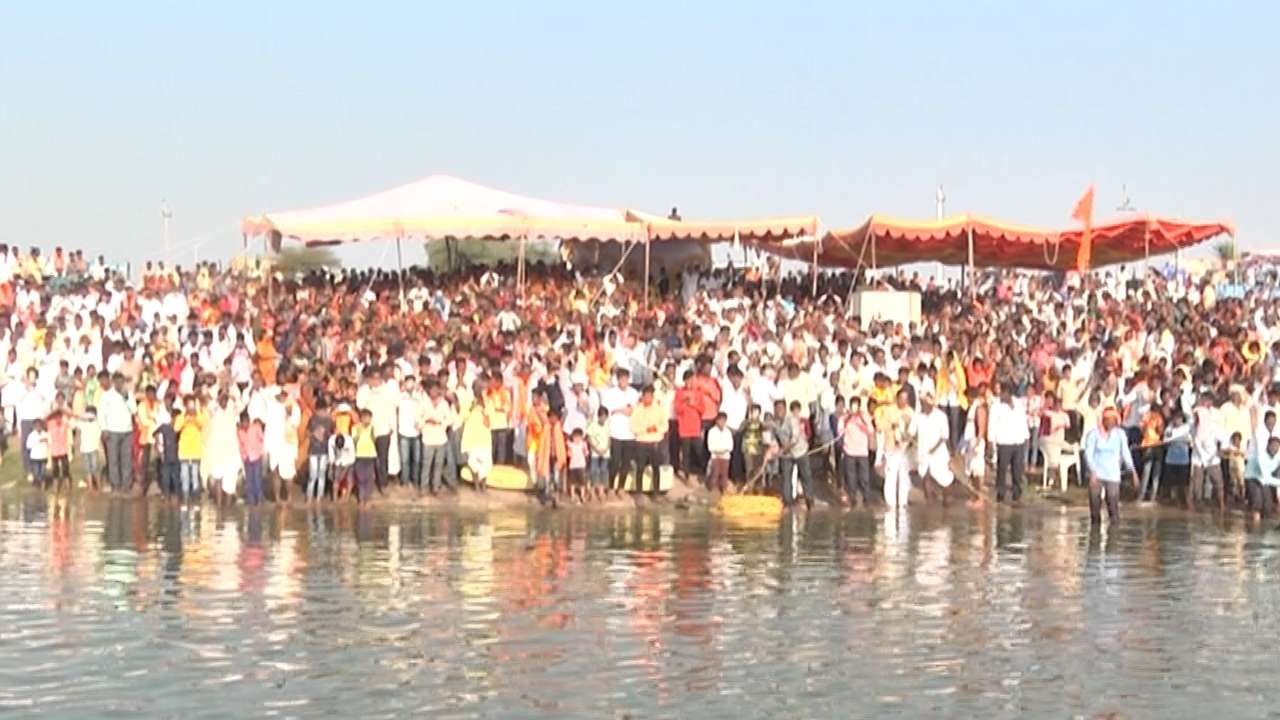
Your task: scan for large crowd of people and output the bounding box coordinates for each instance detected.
[4,241,1280,525]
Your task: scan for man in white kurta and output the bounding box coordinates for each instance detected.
[911,392,953,503]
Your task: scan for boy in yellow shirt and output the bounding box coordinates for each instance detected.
[352,409,378,505]
[172,396,206,504]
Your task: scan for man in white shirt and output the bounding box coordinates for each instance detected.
[987,384,1030,503]
[14,368,49,483]
[420,381,453,493]
[396,376,424,491]
[749,364,781,412]
[98,373,136,492]
[719,365,748,481]
[356,366,399,493]
[601,368,639,493]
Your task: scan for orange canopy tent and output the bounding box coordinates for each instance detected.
[760,213,1233,271]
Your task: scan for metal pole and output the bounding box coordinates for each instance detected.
[1144,218,1151,275]
[1232,230,1240,284]
[161,200,172,260]
[936,185,946,285]
[810,233,820,297]
[517,234,527,304]
[396,235,406,306]
[264,235,272,306]
[967,225,975,301]
[643,235,651,311]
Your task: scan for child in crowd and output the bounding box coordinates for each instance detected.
[706,412,734,494]
[154,402,179,499]
[77,406,102,492]
[586,407,610,501]
[174,396,205,504]
[331,433,355,500]
[1225,431,1247,504]
[740,404,765,491]
[566,427,588,503]
[238,412,266,506]
[26,419,49,488]
[46,409,71,493]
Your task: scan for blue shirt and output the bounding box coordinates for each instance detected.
[1163,423,1191,466]
[1084,426,1135,482]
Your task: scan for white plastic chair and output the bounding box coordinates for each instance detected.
[1040,437,1080,492]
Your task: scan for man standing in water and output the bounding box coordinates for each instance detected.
[911,391,953,505]
[1083,407,1139,524]
[879,389,913,510]
[988,383,1029,504]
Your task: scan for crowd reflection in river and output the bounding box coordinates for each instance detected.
[4,495,1280,717]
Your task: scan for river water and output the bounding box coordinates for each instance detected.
[2,496,1279,719]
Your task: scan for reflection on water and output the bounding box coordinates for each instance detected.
[2,496,1280,718]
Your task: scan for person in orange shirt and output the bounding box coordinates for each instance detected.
[965,354,993,392]
[484,376,513,465]
[534,403,567,507]
[1138,406,1166,502]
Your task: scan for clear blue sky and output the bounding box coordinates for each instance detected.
[2,1,1275,269]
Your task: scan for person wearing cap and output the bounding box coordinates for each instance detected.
[911,390,953,504]
[629,384,666,498]
[1083,407,1139,524]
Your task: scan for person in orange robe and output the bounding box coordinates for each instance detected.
[256,330,280,386]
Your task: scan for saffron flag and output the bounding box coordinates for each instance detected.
[1072,184,1095,273]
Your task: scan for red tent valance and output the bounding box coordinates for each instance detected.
[761,214,1233,271]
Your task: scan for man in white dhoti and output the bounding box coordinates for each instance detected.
[878,389,913,510]
[911,391,953,505]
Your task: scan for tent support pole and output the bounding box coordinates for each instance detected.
[1232,230,1239,284]
[967,225,975,301]
[870,234,878,272]
[844,231,873,317]
[517,234,527,304]
[643,236,652,311]
[396,234,406,306]
[810,233,820,297]
[1144,219,1151,276]
[264,235,273,307]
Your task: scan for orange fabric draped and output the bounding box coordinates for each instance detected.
[1072,186,1096,272]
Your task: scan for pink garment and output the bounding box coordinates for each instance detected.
[842,413,872,457]
[567,438,588,470]
[238,424,264,462]
[48,416,70,457]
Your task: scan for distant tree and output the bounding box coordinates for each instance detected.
[1213,239,1238,265]
[270,246,341,275]
[424,238,559,271]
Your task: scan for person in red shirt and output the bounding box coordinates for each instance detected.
[673,370,704,481]
[687,358,722,471]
